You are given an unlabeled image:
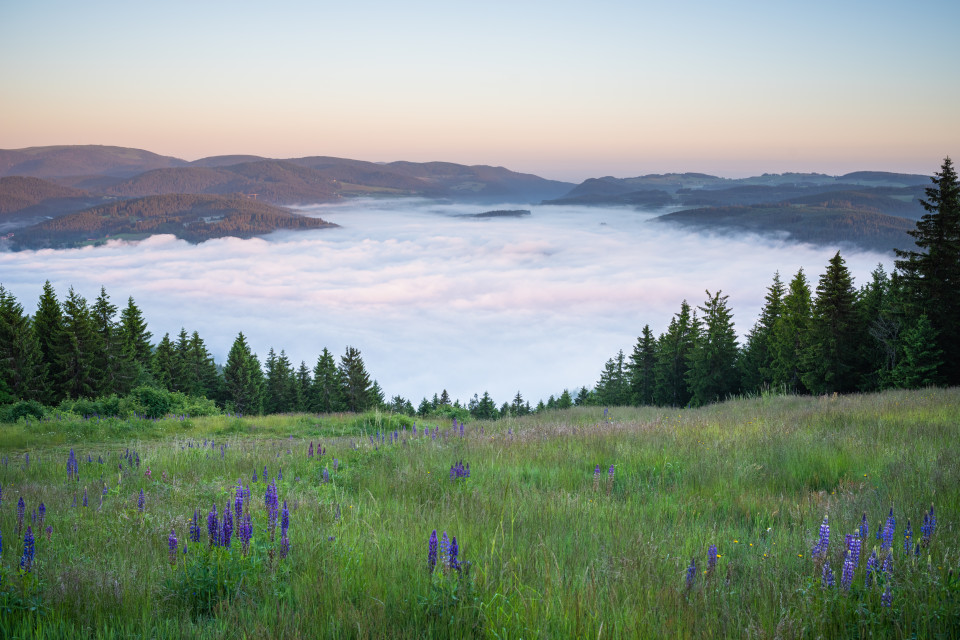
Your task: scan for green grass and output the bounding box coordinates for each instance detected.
[1,388,959,638]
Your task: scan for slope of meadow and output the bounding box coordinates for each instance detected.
[0,388,958,638]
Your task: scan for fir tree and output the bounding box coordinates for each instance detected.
[627,325,657,405]
[185,331,220,400]
[653,300,700,407]
[294,360,312,412]
[339,346,373,413]
[470,391,498,420]
[557,389,573,409]
[739,272,784,394]
[890,314,943,388]
[686,290,739,406]
[33,280,64,403]
[894,157,960,385]
[223,332,264,415]
[118,297,153,371]
[511,391,527,416]
[595,350,631,406]
[152,334,178,392]
[801,253,862,394]
[57,287,101,399]
[310,348,342,413]
[90,286,135,396]
[770,269,812,393]
[0,285,44,401]
[264,348,297,414]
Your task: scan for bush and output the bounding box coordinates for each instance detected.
[131,386,171,419]
[2,400,45,422]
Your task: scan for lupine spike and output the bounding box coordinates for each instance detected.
[708,544,718,574]
[137,489,145,512]
[168,528,178,565]
[685,558,696,590]
[20,527,35,572]
[822,562,835,588]
[428,530,438,573]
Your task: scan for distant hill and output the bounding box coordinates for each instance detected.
[0,176,91,214]
[8,194,337,250]
[652,203,915,253]
[0,145,186,179]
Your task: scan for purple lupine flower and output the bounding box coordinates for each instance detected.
[222,506,233,548]
[881,585,892,607]
[137,489,145,512]
[841,551,855,591]
[207,502,219,546]
[168,528,178,565]
[449,536,460,572]
[263,466,268,482]
[882,518,894,551]
[278,468,282,481]
[83,487,88,507]
[281,501,289,537]
[0,528,3,556]
[812,515,829,558]
[240,513,253,555]
[333,458,339,471]
[822,562,835,588]
[44,525,52,541]
[17,497,25,534]
[865,549,879,586]
[279,531,290,559]
[846,534,861,566]
[67,449,78,480]
[253,469,258,482]
[685,557,696,590]
[861,511,873,538]
[428,530,438,573]
[190,509,201,543]
[465,463,470,478]
[438,531,451,569]
[881,552,892,575]
[20,527,35,572]
[308,442,314,458]
[608,464,614,482]
[322,467,330,483]
[235,481,244,521]
[904,520,913,553]
[708,544,718,574]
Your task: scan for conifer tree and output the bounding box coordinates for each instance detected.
[857,264,892,391]
[470,391,498,420]
[223,332,264,415]
[294,360,312,412]
[152,333,178,392]
[264,348,297,414]
[118,297,153,384]
[627,325,657,406]
[171,328,193,393]
[595,350,631,405]
[890,314,943,388]
[686,290,739,406]
[310,348,342,413]
[370,380,385,408]
[57,287,101,399]
[770,269,812,393]
[338,346,373,412]
[894,157,960,385]
[653,301,700,407]
[33,280,64,402]
[0,285,44,402]
[511,391,527,416]
[557,389,573,409]
[801,253,862,394]
[186,331,220,400]
[90,286,135,396]
[739,272,784,393]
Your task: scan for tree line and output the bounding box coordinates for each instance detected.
[587,157,959,407]
[1,157,957,419]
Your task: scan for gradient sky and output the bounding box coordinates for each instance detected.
[2,0,958,180]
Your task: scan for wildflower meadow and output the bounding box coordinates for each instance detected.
[0,387,959,638]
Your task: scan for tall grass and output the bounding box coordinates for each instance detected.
[1,387,958,638]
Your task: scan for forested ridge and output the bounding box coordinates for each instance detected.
[1,158,957,422]
[9,194,337,249]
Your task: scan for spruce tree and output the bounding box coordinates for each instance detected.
[653,301,700,407]
[801,253,861,394]
[186,331,221,400]
[857,264,893,391]
[338,346,373,413]
[0,285,45,401]
[739,272,784,394]
[294,360,312,412]
[118,297,153,386]
[890,314,944,388]
[152,334,178,392]
[91,287,135,396]
[687,290,739,406]
[627,325,657,406]
[310,348,342,413]
[770,269,812,393]
[33,280,64,403]
[223,332,264,415]
[894,157,960,385]
[595,350,630,406]
[172,328,193,393]
[57,287,101,399]
[557,389,573,409]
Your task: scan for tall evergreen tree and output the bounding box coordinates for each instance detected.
[557,389,573,409]
[770,269,812,393]
[152,333,178,392]
[0,285,44,401]
[894,157,960,385]
[264,348,297,414]
[469,391,498,420]
[171,328,194,393]
[739,272,785,393]
[118,296,153,374]
[857,264,893,391]
[310,348,342,413]
[294,360,312,412]
[33,280,64,403]
[686,290,739,406]
[511,391,528,416]
[185,331,220,400]
[890,314,943,388]
[627,325,657,406]
[653,300,700,407]
[223,332,264,415]
[801,253,862,394]
[338,346,373,412]
[90,286,135,396]
[595,350,631,405]
[57,287,101,399]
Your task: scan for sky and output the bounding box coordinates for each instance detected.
[0,201,892,405]
[1,0,959,181]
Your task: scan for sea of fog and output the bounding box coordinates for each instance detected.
[0,199,892,405]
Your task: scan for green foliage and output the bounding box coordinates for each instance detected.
[223,332,264,415]
[131,385,171,418]
[165,545,262,618]
[1,399,45,422]
[654,300,699,406]
[686,290,739,406]
[338,346,373,413]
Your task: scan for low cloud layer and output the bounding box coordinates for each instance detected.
[0,200,891,405]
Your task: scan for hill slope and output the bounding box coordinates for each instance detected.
[8,194,337,249]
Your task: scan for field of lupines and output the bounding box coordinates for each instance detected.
[1,387,959,639]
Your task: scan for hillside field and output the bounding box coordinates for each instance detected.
[1,388,958,638]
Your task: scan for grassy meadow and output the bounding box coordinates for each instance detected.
[1,387,959,638]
